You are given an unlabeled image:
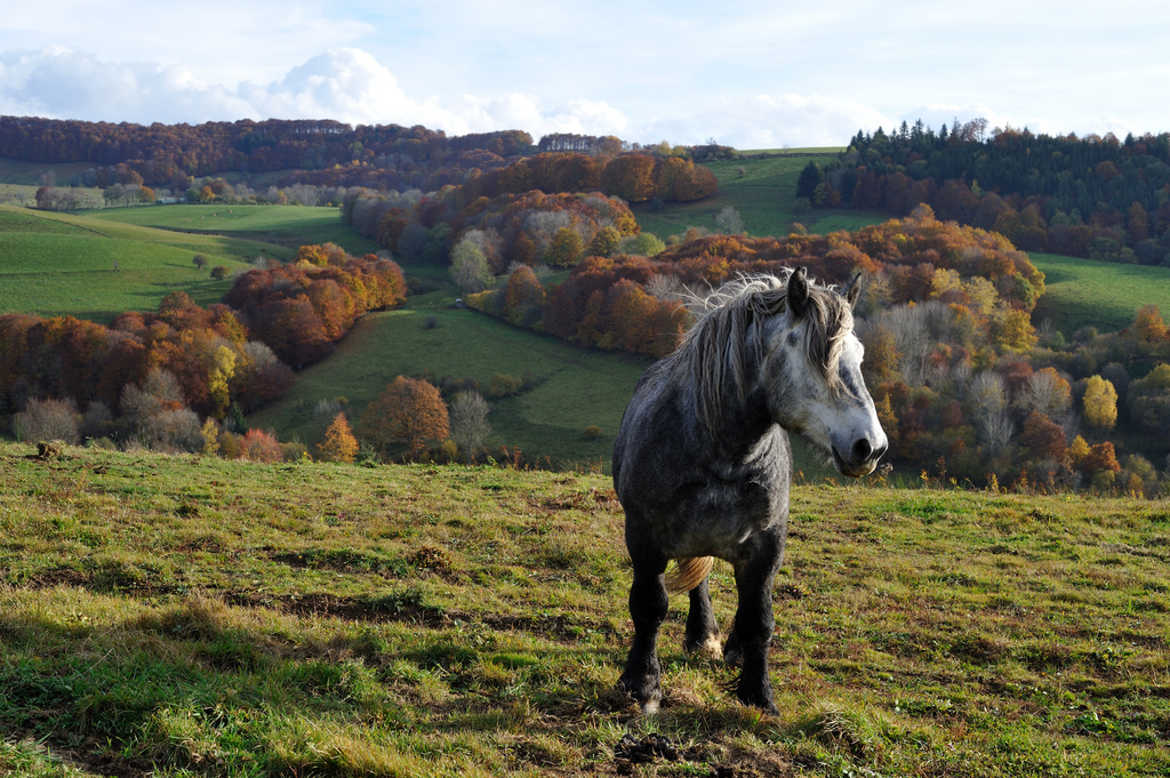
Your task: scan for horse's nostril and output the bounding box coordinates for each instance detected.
[852,438,872,462]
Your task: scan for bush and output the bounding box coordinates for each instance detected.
[241,429,283,462]
[486,374,523,399]
[14,398,81,445]
[583,425,603,440]
[450,391,490,459]
[137,408,203,453]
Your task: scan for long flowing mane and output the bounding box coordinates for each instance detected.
[673,270,854,436]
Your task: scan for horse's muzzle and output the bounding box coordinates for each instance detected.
[832,439,888,478]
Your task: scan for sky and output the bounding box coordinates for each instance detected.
[1,1,1168,148]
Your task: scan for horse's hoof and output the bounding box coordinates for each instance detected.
[618,675,662,714]
[723,642,743,667]
[684,632,723,661]
[735,686,777,713]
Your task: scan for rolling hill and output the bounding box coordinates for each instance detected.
[0,206,289,322]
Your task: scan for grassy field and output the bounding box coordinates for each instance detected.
[248,295,649,469]
[0,206,291,323]
[633,151,885,241]
[0,441,1167,777]
[90,204,379,257]
[1029,252,1170,334]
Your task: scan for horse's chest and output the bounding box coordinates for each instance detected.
[654,474,788,560]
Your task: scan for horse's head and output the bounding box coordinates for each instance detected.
[762,267,887,477]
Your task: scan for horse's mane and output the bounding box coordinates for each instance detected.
[674,270,853,437]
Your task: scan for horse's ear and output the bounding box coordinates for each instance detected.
[845,272,862,309]
[788,266,809,317]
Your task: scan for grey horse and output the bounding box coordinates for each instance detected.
[612,267,887,712]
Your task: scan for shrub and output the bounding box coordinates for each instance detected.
[138,408,203,453]
[14,398,81,444]
[449,391,490,459]
[486,374,523,399]
[241,429,283,462]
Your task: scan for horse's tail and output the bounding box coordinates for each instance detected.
[664,556,715,594]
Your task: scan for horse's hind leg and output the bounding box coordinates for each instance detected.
[684,577,722,659]
[727,528,783,712]
[618,541,669,713]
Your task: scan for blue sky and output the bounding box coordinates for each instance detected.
[1,1,1167,147]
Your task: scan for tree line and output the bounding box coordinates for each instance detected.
[802,120,1170,265]
[0,245,405,455]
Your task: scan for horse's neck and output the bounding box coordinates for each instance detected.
[690,376,774,465]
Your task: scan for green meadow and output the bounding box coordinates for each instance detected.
[248,297,649,468]
[633,151,885,241]
[1029,251,1170,334]
[90,204,379,256]
[0,206,288,323]
[0,441,1166,777]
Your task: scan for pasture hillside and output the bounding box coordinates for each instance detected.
[247,292,651,469]
[0,441,1167,776]
[632,150,884,241]
[1029,251,1170,334]
[0,206,290,323]
[90,204,380,256]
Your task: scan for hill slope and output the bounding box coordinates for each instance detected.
[0,206,289,322]
[1,442,1167,777]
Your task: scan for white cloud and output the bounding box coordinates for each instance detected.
[0,47,633,139]
[634,94,896,149]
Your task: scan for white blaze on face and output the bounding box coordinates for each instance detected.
[770,328,887,476]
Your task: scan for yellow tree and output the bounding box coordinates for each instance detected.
[1133,304,1168,344]
[317,412,358,463]
[1082,375,1118,430]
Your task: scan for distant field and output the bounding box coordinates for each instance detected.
[89,204,379,256]
[1029,252,1170,334]
[634,151,885,241]
[249,293,650,469]
[0,206,288,322]
[1,441,1167,776]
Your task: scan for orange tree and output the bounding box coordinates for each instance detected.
[360,376,450,459]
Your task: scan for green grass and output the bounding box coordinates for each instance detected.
[1030,252,1170,334]
[247,291,651,469]
[90,204,379,256]
[1,441,1167,776]
[0,206,293,323]
[634,151,885,241]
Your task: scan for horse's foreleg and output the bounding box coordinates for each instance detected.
[618,551,669,713]
[684,577,722,659]
[729,529,783,712]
